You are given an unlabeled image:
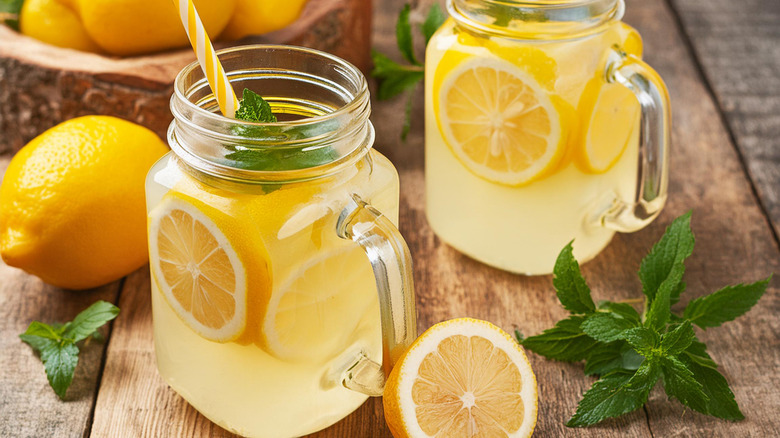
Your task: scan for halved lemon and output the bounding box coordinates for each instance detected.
[384,318,538,438]
[149,193,260,342]
[262,244,377,362]
[434,56,567,186]
[575,75,640,173]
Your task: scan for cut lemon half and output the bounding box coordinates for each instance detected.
[435,57,567,186]
[575,75,640,173]
[262,244,376,362]
[149,194,249,342]
[384,318,538,438]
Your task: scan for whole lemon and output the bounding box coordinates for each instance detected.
[77,0,236,56]
[20,0,101,53]
[0,116,168,290]
[221,0,308,41]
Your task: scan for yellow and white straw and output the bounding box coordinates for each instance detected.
[173,0,239,118]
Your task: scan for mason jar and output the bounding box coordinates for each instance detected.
[146,45,416,438]
[425,0,671,275]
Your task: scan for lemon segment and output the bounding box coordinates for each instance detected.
[262,244,376,362]
[434,56,567,186]
[575,76,640,173]
[384,318,538,438]
[149,194,251,342]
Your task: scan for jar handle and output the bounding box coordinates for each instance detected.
[598,48,671,232]
[336,194,417,396]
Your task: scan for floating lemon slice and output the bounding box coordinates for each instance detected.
[262,244,376,362]
[384,318,538,438]
[435,57,567,186]
[149,194,254,342]
[575,75,640,173]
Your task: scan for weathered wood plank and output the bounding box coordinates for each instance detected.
[0,154,119,436]
[620,0,780,436]
[86,0,779,437]
[668,0,780,239]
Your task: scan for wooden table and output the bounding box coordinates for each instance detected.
[1,0,778,436]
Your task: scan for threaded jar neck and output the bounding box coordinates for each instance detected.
[169,45,374,183]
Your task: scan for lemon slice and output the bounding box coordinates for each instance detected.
[262,245,376,361]
[575,76,640,173]
[149,194,248,342]
[435,57,566,186]
[384,318,538,438]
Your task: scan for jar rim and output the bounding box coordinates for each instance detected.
[173,44,370,133]
[449,0,624,40]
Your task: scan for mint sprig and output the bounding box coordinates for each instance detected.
[371,3,446,140]
[20,300,119,399]
[521,212,771,426]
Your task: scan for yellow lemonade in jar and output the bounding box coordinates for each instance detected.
[425,1,670,275]
[147,46,416,438]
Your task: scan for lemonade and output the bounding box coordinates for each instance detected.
[147,152,397,437]
[425,1,670,275]
[147,46,416,438]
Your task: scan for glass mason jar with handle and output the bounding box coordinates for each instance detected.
[425,0,671,275]
[146,46,416,438]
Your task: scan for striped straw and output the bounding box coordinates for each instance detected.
[173,0,239,118]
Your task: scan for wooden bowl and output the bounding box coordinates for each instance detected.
[0,0,371,153]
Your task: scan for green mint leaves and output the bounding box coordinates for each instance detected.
[371,3,446,140]
[235,88,277,123]
[520,212,770,427]
[20,300,119,399]
[0,0,23,30]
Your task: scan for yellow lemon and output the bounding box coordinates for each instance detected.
[434,55,569,186]
[0,116,167,290]
[20,0,101,53]
[148,191,271,343]
[384,318,538,438]
[77,0,236,56]
[221,0,308,40]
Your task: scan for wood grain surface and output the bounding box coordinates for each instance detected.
[0,0,778,437]
[669,0,780,240]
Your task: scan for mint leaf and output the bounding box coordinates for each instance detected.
[553,242,595,314]
[622,327,659,356]
[682,337,717,369]
[396,4,419,65]
[678,343,744,420]
[643,212,695,331]
[0,0,23,30]
[584,342,643,376]
[224,145,339,172]
[567,360,661,427]
[659,320,694,355]
[670,281,686,305]
[22,321,63,341]
[40,342,79,400]
[521,316,597,362]
[63,300,120,342]
[661,356,709,414]
[683,276,771,328]
[371,50,424,100]
[422,3,446,44]
[581,313,638,343]
[597,302,642,325]
[235,88,277,123]
[19,300,118,400]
